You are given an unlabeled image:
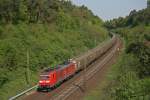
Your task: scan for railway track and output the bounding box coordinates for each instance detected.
[50,38,120,100]
[22,37,121,100]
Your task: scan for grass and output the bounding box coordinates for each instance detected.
[84,50,150,100]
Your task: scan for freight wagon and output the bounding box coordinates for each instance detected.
[37,36,117,91]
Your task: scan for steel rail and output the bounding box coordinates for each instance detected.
[50,38,120,100]
[9,35,118,100]
[9,85,38,100]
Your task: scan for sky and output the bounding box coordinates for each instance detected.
[71,0,147,20]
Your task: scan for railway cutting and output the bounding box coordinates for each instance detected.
[21,36,122,100]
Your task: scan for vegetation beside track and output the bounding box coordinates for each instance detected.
[84,8,150,100]
[0,1,109,99]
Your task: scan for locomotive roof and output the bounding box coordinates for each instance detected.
[43,66,60,72]
[41,61,71,75]
[41,67,59,75]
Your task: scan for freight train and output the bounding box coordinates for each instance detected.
[37,36,117,92]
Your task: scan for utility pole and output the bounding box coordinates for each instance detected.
[83,57,87,91]
[95,37,97,47]
[26,50,31,86]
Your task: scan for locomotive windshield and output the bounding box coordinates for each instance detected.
[40,75,50,80]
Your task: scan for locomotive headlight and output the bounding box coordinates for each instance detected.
[45,80,50,83]
[39,81,43,83]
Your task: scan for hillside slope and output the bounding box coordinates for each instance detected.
[0,0,109,99]
[100,8,150,100]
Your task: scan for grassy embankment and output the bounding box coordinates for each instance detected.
[84,8,150,100]
[0,1,109,99]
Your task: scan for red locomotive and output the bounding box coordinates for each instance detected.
[37,59,77,91]
[37,36,118,92]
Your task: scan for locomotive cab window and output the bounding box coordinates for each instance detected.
[40,75,50,80]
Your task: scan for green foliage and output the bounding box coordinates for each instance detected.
[0,0,103,25]
[0,1,108,99]
[105,8,150,29]
[101,8,150,100]
[126,42,150,77]
[100,54,150,100]
[144,34,150,41]
[0,23,108,99]
[112,74,150,100]
[56,11,79,32]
